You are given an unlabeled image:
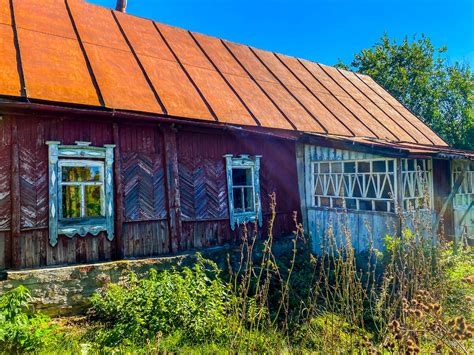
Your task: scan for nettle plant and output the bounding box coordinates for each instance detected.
[0,286,59,352]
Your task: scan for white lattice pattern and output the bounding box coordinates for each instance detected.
[452,160,474,209]
[401,159,432,210]
[312,159,396,212]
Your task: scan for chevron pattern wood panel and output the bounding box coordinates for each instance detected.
[0,119,11,230]
[179,157,228,220]
[17,121,48,229]
[19,146,48,228]
[121,152,167,221]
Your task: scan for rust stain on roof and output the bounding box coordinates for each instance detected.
[114,12,174,61]
[68,0,127,50]
[357,74,446,145]
[192,33,291,129]
[84,43,163,113]
[14,0,76,39]
[139,55,214,120]
[0,0,12,25]
[0,0,449,147]
[19,28,101,105]
[0,24,21,96]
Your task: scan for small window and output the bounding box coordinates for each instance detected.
[59,162,105,219]
[232,167,255,213]
[46,141,115,247]
[224,154,262,230]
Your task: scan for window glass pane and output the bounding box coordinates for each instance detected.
[232,168,252,186]
[320,163,329,173]
[374,201,388,212]
[358,162,370,173]
[373,160,386,173]
[320,197,330,206]
[344,162,355,173]
[333,198,343,208]
[62,185,81,218]
[244,187,254,212]
[85,185,103,217]
[62,166,102,182]
[359,200,372,211]
[345,198,357,210]
[381,177,392,198]
[233,187,243,212]
[387,160,394,171]
[331,162,342,173]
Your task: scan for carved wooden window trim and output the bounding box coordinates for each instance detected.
[224,154,262,230]
[311,158,397,212]
[46,141,115,247]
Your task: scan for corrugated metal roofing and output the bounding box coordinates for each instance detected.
[0,0,449,147]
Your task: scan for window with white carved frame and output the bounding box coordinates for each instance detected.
[46,141,115,247]
[224,154,262,230]
[312,159,396,212]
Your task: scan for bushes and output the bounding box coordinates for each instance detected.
[1,195,472,353]
[88,255,233,348]
[0,286,59,352]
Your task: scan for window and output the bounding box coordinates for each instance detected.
[452,160,474,209]
[46,141,115,247]
[59,161,105,219]
[232,167,255,214]
[224,154,262,230]
[401,159,432,210]
[312,159,396,212]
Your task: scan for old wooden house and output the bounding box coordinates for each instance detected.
[0,0,472,270]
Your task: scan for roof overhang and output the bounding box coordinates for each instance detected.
[1,97,472,161]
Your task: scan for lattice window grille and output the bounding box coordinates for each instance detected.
[452,160,474,209]
[312,159,396,212]
[401,159,432,210]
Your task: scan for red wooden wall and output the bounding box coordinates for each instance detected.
[0,113,301,270]
[177,128,300,250]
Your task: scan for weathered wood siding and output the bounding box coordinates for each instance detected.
[0,114,300,270]
[0,117,11,269]
[119,124,169,258]
[176,128,300,250]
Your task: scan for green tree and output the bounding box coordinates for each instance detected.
[337,34,474,149]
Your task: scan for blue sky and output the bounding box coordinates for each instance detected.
[90,0,474,67]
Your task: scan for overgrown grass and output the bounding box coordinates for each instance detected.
[1,193,473,353]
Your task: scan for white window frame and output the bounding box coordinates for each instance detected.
[401,158,433,210]
[231,166,256,214]
[58,160,106,220]
[452,160,474,210]
[224,154,262,230]
[311,158,397,212]
[46,141,115,247]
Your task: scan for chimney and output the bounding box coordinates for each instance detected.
[115,0,127,12]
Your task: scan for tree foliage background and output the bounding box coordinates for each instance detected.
[337,34,474,149]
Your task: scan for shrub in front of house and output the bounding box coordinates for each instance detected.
[0,286,60,352]
[87,254,234,349]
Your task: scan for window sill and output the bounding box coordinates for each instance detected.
[308,206,397,217]
[58,217,107,238]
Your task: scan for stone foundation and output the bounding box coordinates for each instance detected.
[0,237,295,317]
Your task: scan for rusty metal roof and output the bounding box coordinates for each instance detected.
[0,0,449,147]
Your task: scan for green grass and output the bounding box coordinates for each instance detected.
[1,195,473,353]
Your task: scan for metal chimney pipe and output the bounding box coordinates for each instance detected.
[115,0,127,12]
